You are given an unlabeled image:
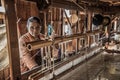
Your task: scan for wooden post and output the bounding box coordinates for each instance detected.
[44,12,47,34]
[61,9,64,56]
[87,11,92,31]
[60,8,63,55]
[76,0,79,52]
[87,11,92,47]
[3,0,21,80]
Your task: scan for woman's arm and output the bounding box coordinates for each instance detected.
[19,37,38,70]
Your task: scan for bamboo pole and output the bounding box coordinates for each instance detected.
[26,29,102,51]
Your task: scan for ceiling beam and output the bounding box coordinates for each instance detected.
[50,0,83,10]
[50,0,120,15]
[26,0,120,15]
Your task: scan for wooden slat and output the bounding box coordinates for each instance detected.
[39,12,46,34]
[61,9,63,36]
[87,11,92,47]
[87,11,92,31]
[0,67,10,80]
[3,0,21,80]
[16,1,39,20]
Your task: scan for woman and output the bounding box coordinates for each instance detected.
[19,17,45,72]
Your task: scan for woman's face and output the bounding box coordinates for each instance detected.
[28,21,41,37]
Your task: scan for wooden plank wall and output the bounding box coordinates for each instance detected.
[15,0,39,38]
[51,8,62,36]
[0,67,10,80]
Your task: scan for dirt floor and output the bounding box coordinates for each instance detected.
[58,53,120,80]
